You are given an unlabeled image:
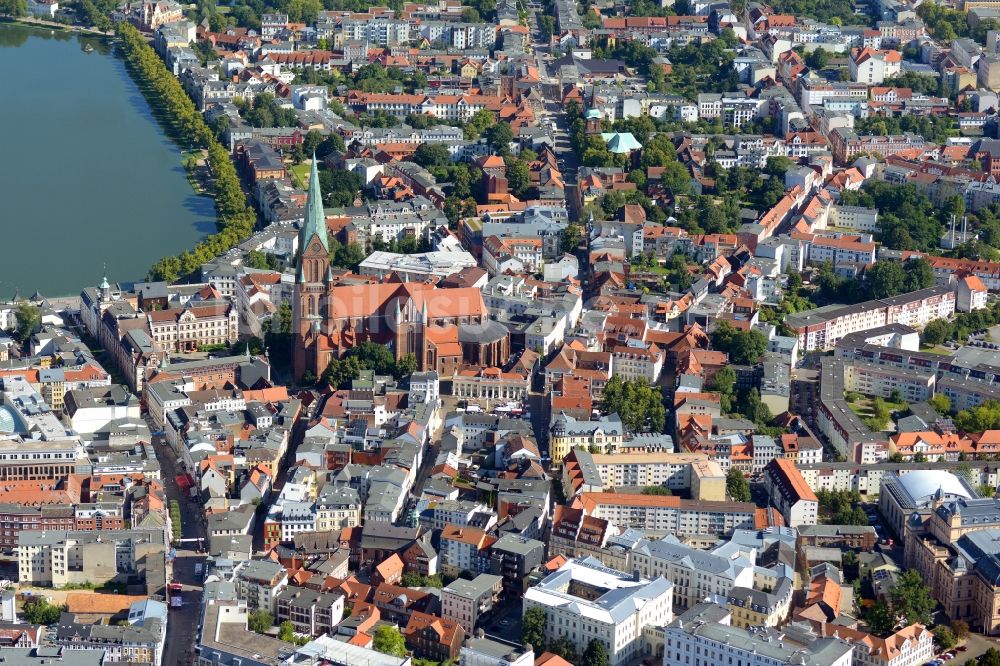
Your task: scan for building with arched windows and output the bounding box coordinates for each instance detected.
[292,159,504,380]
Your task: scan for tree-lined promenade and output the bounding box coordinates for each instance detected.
[115,22,256,282]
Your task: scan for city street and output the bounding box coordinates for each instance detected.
[152,426,207,666]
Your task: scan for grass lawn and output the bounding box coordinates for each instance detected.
[847,397,908,433]
[181,149,207,194]
[289,161,311,189]
[632,263,670,276]
[847,398,908,417]
[919,344,953,355]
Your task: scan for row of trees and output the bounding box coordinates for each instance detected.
[0,0,27,16]
[77,0,113,30]
[916,1,989,42]
[953,400,1000,433]
[770,0,858,25]
[922,300,1000,347]
[855,114,957,145]
[812,258,934,306]
[116,23,256,283]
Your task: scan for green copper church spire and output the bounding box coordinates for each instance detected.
[299,153,329,253]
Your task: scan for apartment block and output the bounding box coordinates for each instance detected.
[578,493,764,536]
[524,557,674,666]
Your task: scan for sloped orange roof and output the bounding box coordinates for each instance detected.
[375,553,404,581]
[544,554,567,571]
[65,593,148,615]
[536,653,575,666]
[962,274,988,291]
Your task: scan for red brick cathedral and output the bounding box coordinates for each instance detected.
[292,160,508,380]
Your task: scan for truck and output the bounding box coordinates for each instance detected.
[168,583,183,609]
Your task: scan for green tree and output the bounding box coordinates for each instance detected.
[922,319,953,346]
[278,620,296,642]
[486,122,514,155]
[864,598,895,636]
[247,610,273,633]
[955,400,1000,432]
[401,571,423,587]
[504,157,532,198]
[805,46,830,69]
[709,366,737,413]
[318,133,346,157]
[641,486,672,495]
[0,0,27,16]
[14,303,40,343]
[742,388,774,427]
[928,393,951,415]
[395,353,418,379]
[892,570,936,627]
[318,169,363,207]
[285,0,322,21]
[539,14,555,36]
[601,375,665,433]
[765,156,794,177]
[951,619,970,640]
[521,606,546,650]
[904,257,935,291]
[276,301,293,335]
[321,356,363,389]
[192,39,218,66]
[561,223,582,254]
[710,320,767,364]
[549,636,578,663]
[77,0,111,29]
[983,649,1000,666]
[413,143,452,168]
[464,109,496,140]
[727,468,751,502]
[22,600,66,625]
[245,250,276,270]
[331,242,366,270]
[935,625,957,650]
[303,130,325,155]
[372,626,407,657]
[582,638,610,666]
[865,261,907,299]
[349,340,397,375]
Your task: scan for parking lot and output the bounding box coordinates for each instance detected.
[482,600,523,642]
[957,632,1000,663]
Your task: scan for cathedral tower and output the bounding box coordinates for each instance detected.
[292,156,331,381]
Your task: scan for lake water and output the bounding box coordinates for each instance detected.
[0,22,216,297]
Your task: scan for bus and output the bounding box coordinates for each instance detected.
[168,583,184,609]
